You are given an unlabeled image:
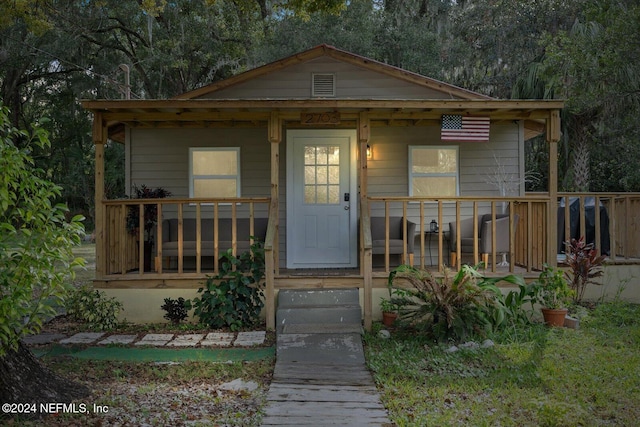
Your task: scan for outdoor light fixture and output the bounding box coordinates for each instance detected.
[366,144,372,159]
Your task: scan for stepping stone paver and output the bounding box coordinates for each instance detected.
[234,331,266,346]
[23,333,67,345]
[59,332,105,344]
[135,333,174,346]
[200,332,235,347]
[166,334,205,347]
[98,334,138,345]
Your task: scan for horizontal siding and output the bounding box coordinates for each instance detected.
[367,124,522,198]
[367,123,522,227]
[129,128,271,199]
[128,121,522,267]
[201,57,453,100]
[129,126,287,266]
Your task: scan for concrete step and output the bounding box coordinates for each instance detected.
[276,333,366,365]
[277,288,360,308]
[276,305,361,333]
[281,323,363,334]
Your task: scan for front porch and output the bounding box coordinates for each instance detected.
[94,193,640,329]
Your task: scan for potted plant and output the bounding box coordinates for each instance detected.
[534,264,575,327]
[380,298,398,327]
[126,184,171,271]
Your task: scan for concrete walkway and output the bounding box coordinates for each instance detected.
[261,327,393,426]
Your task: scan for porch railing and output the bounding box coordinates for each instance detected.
[101,197,270,276]
[368,196,551,273]
[367,193,640,275]
[556,193,640,260]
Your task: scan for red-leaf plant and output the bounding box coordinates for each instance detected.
[564,237,606,303]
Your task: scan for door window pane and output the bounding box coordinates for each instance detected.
[304,145,340,204]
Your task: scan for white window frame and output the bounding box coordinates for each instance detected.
[189,147,241,199]
[408,145,460,197]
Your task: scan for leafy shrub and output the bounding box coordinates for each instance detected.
[389,264,525,342]
[191,241,265,331]
[564,237,605,303]
[533,264,574,309]
[501,278,539,325]
[160,297,191,324]
[66,285,123,330]
[0,106,85,354]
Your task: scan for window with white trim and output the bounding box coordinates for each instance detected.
[189,147,240,198]
[409,146,459,197]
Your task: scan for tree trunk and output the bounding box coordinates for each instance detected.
[0,341,90,418]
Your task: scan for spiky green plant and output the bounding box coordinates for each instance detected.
[388,265,524,342]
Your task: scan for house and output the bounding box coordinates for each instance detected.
[83,45,640,327]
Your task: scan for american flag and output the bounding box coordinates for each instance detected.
[441,115,490,142]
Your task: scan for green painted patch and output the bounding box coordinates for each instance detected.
[34,345,275,362]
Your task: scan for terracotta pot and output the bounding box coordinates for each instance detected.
[541,307,568,327]
[382,311,398,327]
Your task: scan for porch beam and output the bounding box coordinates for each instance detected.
[265,111,281,331]
[93,112,106,279]
[359,112,372,330]
[98,108,558,127]
[547,109,561,266]
[102,111,272,122]
[83,99,566,112]
[269,112,281,274]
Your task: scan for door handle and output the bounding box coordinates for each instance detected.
[344,205,350,210]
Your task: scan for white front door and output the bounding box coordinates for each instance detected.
[286,129,357,268]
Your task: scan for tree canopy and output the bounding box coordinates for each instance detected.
[1,0,638,225]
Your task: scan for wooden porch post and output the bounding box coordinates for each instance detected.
[265,111,281,331]
[93,112,106,279]
[359,112,372,331]
[547,109,561,267]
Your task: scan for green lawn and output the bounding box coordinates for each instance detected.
[72,243,640,425]
[365,301,640,427]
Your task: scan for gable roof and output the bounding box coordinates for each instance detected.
[84,45,563,143]
[175,44,492,101]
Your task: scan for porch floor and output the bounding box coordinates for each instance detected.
[118,264,542,280]
[100,257,639,284]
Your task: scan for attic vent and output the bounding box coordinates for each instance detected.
[312,73,336,97]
